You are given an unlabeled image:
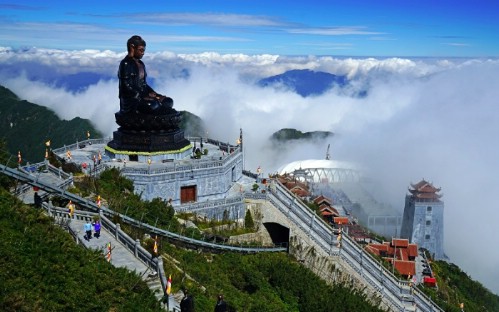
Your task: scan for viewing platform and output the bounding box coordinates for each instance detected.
[52,137,246,216]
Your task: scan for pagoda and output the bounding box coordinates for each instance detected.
[400,179,445,260]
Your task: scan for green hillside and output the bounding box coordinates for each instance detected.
[180,110,207,137]
[418,258,499,312]
[0,189,162,311]
[0,85,102,164]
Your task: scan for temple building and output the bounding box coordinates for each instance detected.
[400,180,445,260]
[364,238,418,278]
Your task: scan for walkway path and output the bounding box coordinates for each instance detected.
[69,218,151,275]
[63,215,171,309]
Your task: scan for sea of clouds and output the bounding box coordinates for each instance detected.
[1,47,498,295]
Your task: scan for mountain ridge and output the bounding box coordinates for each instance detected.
[0,85,102,163]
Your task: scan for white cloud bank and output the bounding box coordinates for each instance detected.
[1,47,499,295]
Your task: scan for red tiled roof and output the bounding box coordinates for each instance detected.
[333,217,349,225]
[393,260,416,276]
[321,211,335,216]
[320,205,339,216]
[319,203,331,210]
[399,248,408,261]
[365,245,380,256]
[314,195,332,206]
[369,244,389,252]
[410,179,441,192]
[392,238,409,248]
[408,244,418,258]
[369,240,418,276]
[409,180,442,200]
[291,188,309,197]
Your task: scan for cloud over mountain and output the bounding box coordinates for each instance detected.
[1,47,499,294]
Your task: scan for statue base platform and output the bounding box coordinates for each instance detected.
[105,128,192,162]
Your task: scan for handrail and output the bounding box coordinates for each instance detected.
[175,195,243,213]
[266,178,444,312]
[42,203,168,296]
[0,163,286,254]
[121,144,242,176]
[101,207,287,253]
[51,138,111,154]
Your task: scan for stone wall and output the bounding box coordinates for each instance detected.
[126,150,243,204]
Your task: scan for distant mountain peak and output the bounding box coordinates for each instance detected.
[258,69,348,97]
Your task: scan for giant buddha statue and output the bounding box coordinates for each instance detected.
[115,35,180,131]
[107,35,190,154]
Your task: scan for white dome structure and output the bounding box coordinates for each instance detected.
[278,159,362,183]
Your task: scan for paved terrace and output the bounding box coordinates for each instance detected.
[51,137,234,173]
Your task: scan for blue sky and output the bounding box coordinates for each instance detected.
[1,0,499,57]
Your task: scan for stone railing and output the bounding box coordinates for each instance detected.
[14,161,73,196]
[100,214,168,291]
[51,138,111,154]
[101,207,287,253]
[43,202,168,298]
[120,144,241,176]
[175,195,244,220]
[264,179,443,312]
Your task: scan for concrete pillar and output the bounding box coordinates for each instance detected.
[309,215,315,234]
[329,231,335,255]
[167,295,175,311]
[134,239,140,257]
[157,257,163,273]
[115,223,120,240]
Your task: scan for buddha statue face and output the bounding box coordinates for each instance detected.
[126,35,146,59]
[132,45,145,60]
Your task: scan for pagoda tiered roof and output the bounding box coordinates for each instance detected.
[408,179,442,201]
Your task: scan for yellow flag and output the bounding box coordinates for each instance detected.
[166,274,172,295]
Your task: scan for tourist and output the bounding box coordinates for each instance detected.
[84,220,92,241]
[118,35,173,115]
[93,220,101,238]
[67,200,75,218]
[214,294,227,312]
[180,288,194,312]
[33,191,42,208]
